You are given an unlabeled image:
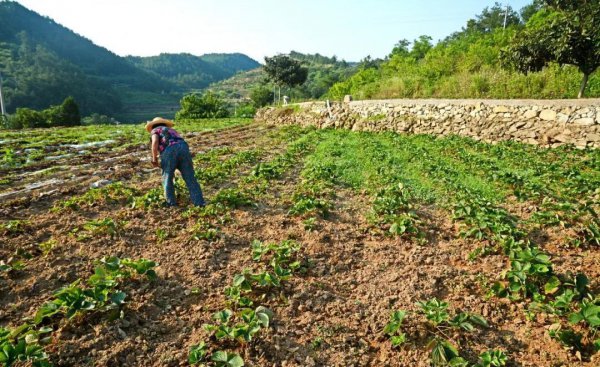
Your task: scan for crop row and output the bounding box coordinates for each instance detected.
[0,257,156,367]
[188,239,307,366]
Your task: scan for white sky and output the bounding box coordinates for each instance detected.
[15,0,533,63]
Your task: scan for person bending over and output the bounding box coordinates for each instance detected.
[145,117,205,207]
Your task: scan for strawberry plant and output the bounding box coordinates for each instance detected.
[1,220,30,235]
[369,183,423,240]
[0,325,52,367]
[78,218,123,240]
[548,324,583,353]
[211,351,244,367]
[427,338,465,367]
[0,258,25,274]
[188,342,208,365]
[34,256,156,324]
[568,297,600,330]
[474,350,508,367]
[383,310,407,347]
[203,306,272,344]
[212,188,253,209]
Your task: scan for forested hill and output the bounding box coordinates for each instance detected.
[0,1,260,120]
[0,1,175,117]
[209,51,356,101]
[126,53,260,90]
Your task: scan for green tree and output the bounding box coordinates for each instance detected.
[250,86,273,108]
[11,107,46,128]
[502,0,600,98]
[389,39,410,58]
[263,55,308,103]
[465,2,521,33]
[411,35,434,60]
[520,0,544,23]
[175,91,229,119]
[59,96,81,126]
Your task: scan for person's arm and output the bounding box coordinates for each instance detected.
[151,134,160,167]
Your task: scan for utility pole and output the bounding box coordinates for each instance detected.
[503,3,509,30]
[0,72,6,116]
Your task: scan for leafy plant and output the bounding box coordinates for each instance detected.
[188,342,208,365]
[475,350,508,367]
[428,338,464,367]
[211,351,244,367]
[0,325,52,367]
[383,310,407,347]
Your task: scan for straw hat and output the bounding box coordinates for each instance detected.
[145,117,174,132]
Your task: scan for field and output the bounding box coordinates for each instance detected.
[0,119,599,367]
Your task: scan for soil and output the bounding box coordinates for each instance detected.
[0,122,598,367]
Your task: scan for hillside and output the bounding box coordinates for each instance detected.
[208,51,356,102]
[126,53,260,91]
[0,1,260,121]
[327,3,600,100]
[0,1,176,119]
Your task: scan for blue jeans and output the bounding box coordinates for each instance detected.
[160,142,205,206]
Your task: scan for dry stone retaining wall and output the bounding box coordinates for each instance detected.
[255,99,600,148]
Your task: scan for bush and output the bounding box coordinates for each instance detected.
[175,91,230,119]
[250,86,273,108]
[2,97,82,129]
[234,103,256,118]
[82,113,119,125]
[12,107,47,128]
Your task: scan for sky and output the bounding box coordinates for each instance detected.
[16,0,533,63]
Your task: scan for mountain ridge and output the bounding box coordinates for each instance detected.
[0,1,260,121]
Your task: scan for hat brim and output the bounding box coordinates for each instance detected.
[145,119,174,132]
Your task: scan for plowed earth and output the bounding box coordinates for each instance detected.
[1,121,598,367]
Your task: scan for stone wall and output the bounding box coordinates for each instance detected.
[255,99,600,148]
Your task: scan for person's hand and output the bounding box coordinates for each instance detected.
[151,160,159,168]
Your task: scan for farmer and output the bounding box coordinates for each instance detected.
[145,117,205,207]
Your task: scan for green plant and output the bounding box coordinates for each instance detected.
[383,310,407,347]
[81,217,122,239]
[1,220,30,235]
[474,350,508,367]
[0,325,52,367]
[428,338,464,367]
[188,342,208,365]
[568,297,600,329]
[211,351,244,367]
[548,324,583,353]
[0,258,25,274]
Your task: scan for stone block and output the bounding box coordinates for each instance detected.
[553,134,572,143]
[586,133,600,142]
[539,110,557,121]
[523,110,538,119]
[573,117,595,126]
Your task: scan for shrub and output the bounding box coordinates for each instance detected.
[175,92,230,120]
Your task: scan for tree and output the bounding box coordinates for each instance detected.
[465,2,521,33]
[520,0,544,23]
[250,86,273,108]
[263,55,308,104]
[59,96,81,126]
[389,39,410,58]
[502,0,600,98]
[411,35,434,60]
[11,107,46,128]
[175,91,229,120]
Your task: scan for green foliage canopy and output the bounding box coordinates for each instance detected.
[175,92,230,120]
[502,0,600,97]
[263,55,308,89]
[4,96,81,129]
